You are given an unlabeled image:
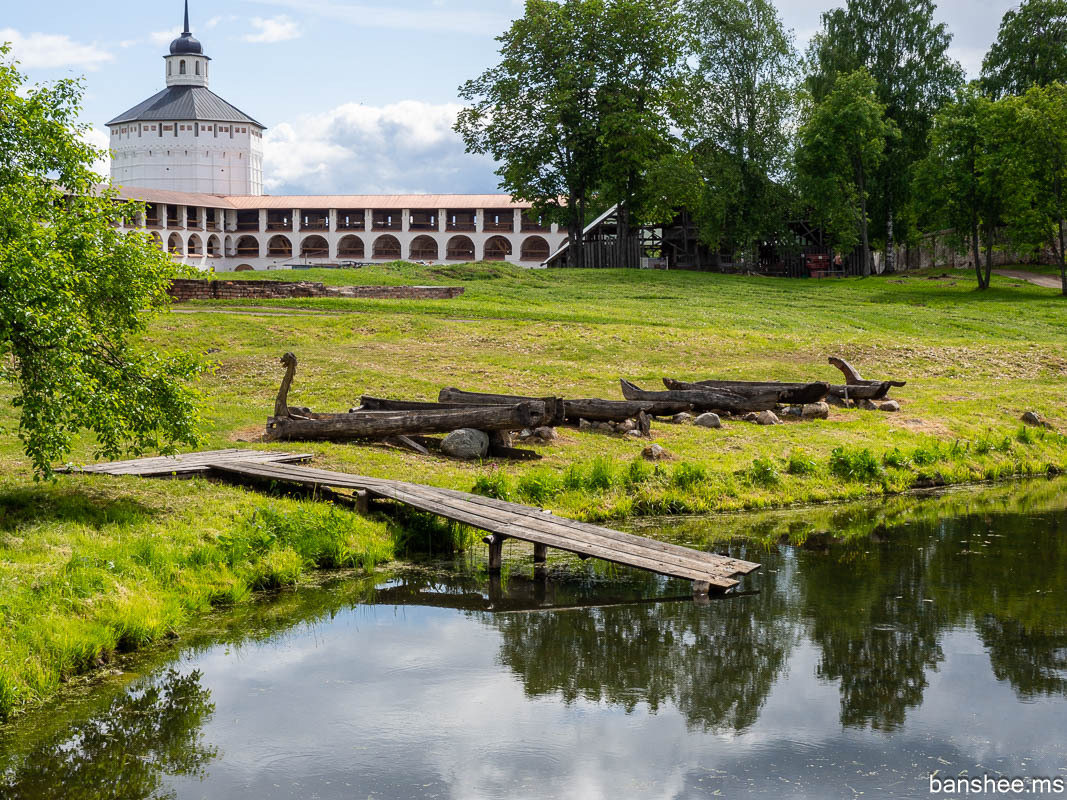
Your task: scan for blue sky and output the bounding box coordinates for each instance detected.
[2,0,1018,195]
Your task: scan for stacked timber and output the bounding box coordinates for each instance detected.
[439,387,689,423]
[826,356,906,402]
[662,379,830,406]
[263,354,548,458]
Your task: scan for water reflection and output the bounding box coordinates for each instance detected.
[0,670,215,800]
[0,480,1064,799]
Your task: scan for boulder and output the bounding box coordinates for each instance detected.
[742,412,759,422]
[756,410,783,426]
[878,400,901,413]
[625,429,644,438]
[489,430,513,448]
[1022,410,1043,426]
[596,422,615,433]
[441,428,489,460]
[579,419,593,431]
[618,419,637,433]
[641,443,672,461]
[671,412,693,425]
[533,426,557,441]
[800,402,830,420]
[694,412,722,429]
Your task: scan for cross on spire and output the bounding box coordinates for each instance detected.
[183,0,191,35]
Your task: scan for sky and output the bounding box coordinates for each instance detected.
[2,0,1021,196]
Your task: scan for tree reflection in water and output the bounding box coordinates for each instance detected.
[0,669,216,800]
[488,491,1067,735]
[489,558,797,733]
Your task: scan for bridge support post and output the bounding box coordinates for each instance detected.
[533,543,548,578]
[692,580,712,598]
[484,534,506,573]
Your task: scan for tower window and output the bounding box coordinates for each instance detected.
[195,61,200,75]
[179,60,186,75]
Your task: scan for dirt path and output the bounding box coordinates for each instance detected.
[993,269,1063,290]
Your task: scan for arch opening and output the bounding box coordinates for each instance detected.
[300,235,329,259]
[337,235,364,259]
[235,236,260,258]
[484,236,513,262]
[372,234,402,260]
[520,236,550,262]
[409,235,439,261]
[206,235,221,257]
[167,233,184,255]
[267,235,293,258]
[187,234,203,256]
[445,235,475,261]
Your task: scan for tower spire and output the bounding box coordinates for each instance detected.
[183,0,190,35]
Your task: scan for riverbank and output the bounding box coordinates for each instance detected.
[0,263,1065,721]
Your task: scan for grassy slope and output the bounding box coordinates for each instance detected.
[0,262,1065,722]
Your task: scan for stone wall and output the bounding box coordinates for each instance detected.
[168,279,464,302]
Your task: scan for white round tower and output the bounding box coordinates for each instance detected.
[107,1,265,195]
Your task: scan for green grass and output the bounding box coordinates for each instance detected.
[1,261,1066,722]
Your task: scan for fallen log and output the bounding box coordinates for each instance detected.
[663,378,829,405]
[438,388,564,426]
[266,402,546,442]
[828,356,905,400]
[564,397,690,422]
[826,382,893,400]
[438,388,687,423]
[356,396,476,413]
[620,379,781,413]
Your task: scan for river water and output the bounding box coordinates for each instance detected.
[2,480,1066,799]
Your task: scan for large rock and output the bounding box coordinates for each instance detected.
[800,402,830,420]
[878,400,901,413]
[533,426,557,441]
[441,428,489,460]
[671,412,693,425]
[641,443,672,461]
[1022,410,1043,426]
[756,410,783,426]
[694,412,722,429]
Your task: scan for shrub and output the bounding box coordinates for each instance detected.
[562,463,585,490]
[910,443,943,466]
[1016,425,1036,445]
[671,462,707,490]
[516,468,561,505]
[585,456,616,491]
[883,447,912,469]
[786,449,818,476]
[625,457,654,488]
[829,447,884,482]
[748,457,781,487]
[472,471,513,501]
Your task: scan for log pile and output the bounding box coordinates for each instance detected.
[262,353,909,455]
[264,354,550,459]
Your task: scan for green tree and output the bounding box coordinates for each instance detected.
[685,0,798,265]
[596,0,691,265]
[795,69,897,277]
[0,46,204,477]
[914,88,1036,289]
[981,0,1067,99]
[1018,83,1067,295]
[806,0,964,272]
[456,0,606,268]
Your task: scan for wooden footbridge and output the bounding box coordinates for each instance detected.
[70,449,760,593]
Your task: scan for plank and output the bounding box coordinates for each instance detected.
[211,460,750,587]
[66,449,312,476]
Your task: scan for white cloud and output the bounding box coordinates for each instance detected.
[0,28,113,71]
[262,100,498,194]
[244,15,301,44]
[80,126,111,177]
[149,28,182,46]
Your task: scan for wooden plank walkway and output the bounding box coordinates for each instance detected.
[68,450,760,592]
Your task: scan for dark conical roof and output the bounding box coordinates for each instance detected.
[107,85,264,128]
[169,1,204,55]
